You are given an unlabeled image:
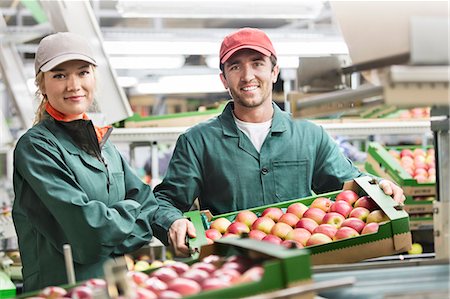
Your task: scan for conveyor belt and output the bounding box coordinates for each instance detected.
[313,258,449,299]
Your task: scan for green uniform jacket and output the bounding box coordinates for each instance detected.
[154,101,364,229]
[12,117,175,292]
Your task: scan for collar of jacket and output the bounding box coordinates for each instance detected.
[45,102,112,144]
[220,100,288,137]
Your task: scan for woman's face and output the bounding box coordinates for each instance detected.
[41,60,95,121]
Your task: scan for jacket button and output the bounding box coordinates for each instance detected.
[261,168,269,175]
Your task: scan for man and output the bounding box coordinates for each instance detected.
[153,27,405,256]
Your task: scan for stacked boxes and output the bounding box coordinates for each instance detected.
[365,142,435,230]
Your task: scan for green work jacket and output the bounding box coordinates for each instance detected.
[12,116,174,292]
[154,101,363,229]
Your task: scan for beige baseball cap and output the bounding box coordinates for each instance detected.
[34,32,97,75]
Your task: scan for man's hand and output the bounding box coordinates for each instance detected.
[168,218,196,257]
[378,179,406,204]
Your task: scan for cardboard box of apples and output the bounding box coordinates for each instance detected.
[185,176,412,265]
[365,142,436,197]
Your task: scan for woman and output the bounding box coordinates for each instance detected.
[12,32,194,292]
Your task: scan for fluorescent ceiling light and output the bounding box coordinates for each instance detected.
[135,74,226,94]
[117,0,325,19]
[104,40,348,56]
[109,56,185,69]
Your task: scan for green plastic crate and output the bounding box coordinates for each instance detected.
[365,142,436,196]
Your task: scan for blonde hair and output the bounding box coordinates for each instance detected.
[33,65,98,125]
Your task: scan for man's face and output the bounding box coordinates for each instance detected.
[220,48,279,109]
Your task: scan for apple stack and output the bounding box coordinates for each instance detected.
[205,190,388,249]
[33,278,107,299]
[125,254,263,298]
[388,147,435,184]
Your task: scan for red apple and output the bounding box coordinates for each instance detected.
[190,262,216,274]
[248,229,267,240]
[322,212,345,228]
[261,207,284,222]
[222,232,239,238]
[278,212,300,227]
[286,202,309,218]
[262,234,282,245]
[302,207,326,224]
[334,226,359,240]
[251,216,276,234]
[270,222,294,239]
[354,196,378,211]
[181,268,210,284]
[128,271,149,285]
[310,197,333,212]
[329,201,353,218]
[285,228,311,246]
[205,228,222,241]
[313,224,338,239]
[281,239,304,249]
[210,217,232,234]
[135,288,157,299]
[367,210,389,223]
[361,222,380,235]
[70,286,95,299]
[306,233,333,246]
[151,267,178,283]
[238,266,265,283]
[211,268,241,283]
[226,221,250,235]
[400,148,414,158]
[201,277,231,290]
[168,262,190,275]
[142,277,168,294]
[341,217,366,233]
[349,207,370,222]
[235,210,258,228]
[84,278,107,289]
[295,217,319,233]
[335,190,359,206]
[201,254,221,264]
[167,278,201,296]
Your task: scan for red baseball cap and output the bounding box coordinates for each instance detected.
[219,27,277,64]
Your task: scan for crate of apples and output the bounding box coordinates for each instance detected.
[188,176,411,265]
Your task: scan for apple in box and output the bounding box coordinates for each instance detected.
[306,233,333,246]
[334,226,360,240]
[278,212,300,227]
[235,210,258,228]
[313,224,338,239]
[210,217,232,234]
[40,286,67,298]
[322,212,345,228]
[261,207,284,222]
[302,207,326,224]
[262,234,283,245]
[349,207,370,222]
[167,278,201,296]
[361,222,380,235]
[281,239,304,249]
[227,221,250,235]
[251,216,276,234]
[329,201,353,218]
[341,217,366,233]
[157,290,182,299]
[354,196,378,211]
[205,228,222,241]
[142,277,168,294]
[248,229,267,240]
[367,210,389,223]
[310,197,333,212]
[151,267,178,283]
[335,190,359,206]
[201,277,231,291]
[286,202,309,218]
[285,228,311,246]
[296,217,319,233]
[270,222,294,239]
[135,288,157,299]
[182,268,209,284]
